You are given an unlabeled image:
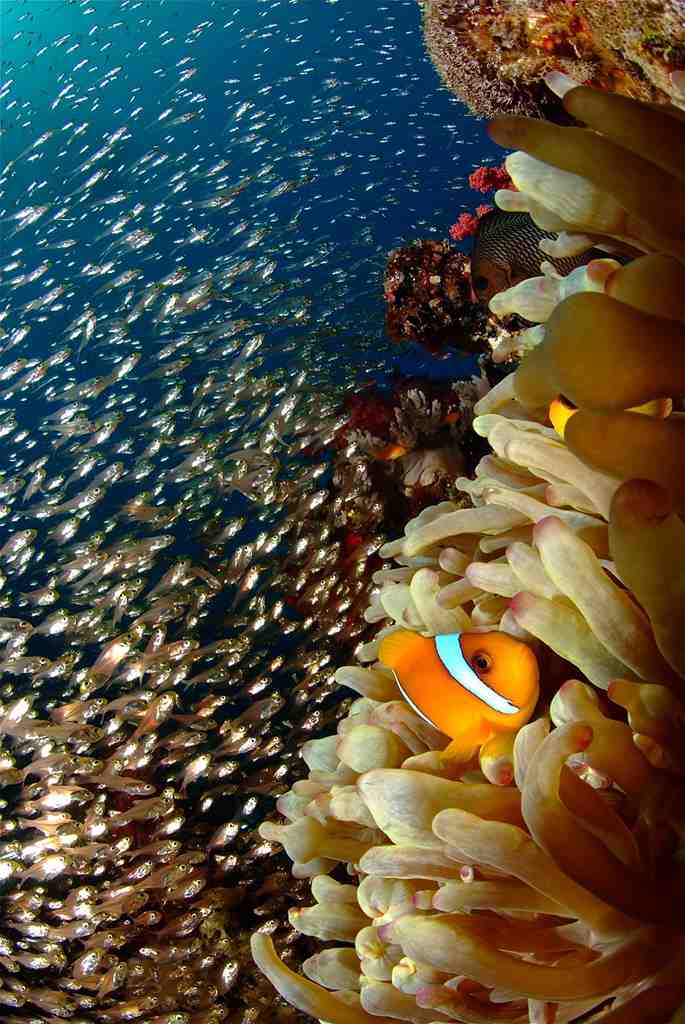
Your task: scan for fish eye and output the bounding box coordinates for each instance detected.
[472,651,492,673]
[473,275,488,290]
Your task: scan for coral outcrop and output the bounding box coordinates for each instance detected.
[383,241,487,354]
[422,0,685,119]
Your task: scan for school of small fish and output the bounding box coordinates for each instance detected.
[0,0,486,1021]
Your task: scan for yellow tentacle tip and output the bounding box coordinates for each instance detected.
[549,395,577,439]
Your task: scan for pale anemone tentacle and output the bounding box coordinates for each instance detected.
[489,257,620,324]
[253,85,685,1024]
[500,151,640,248]
[538,230,597,259]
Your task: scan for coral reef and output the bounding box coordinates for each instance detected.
[422,0,685,119]
[383,240,488,354]
[281,374,494,681]
[576,0,685,105]
[335,376,489,502]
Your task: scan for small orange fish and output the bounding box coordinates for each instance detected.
[374,442,410,461]
[378,629,539,763]
[374,411,460,463]
[549,394,672,440]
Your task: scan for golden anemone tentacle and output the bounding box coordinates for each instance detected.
[562,87,685,184]
[488,117,685,260]
[608,480,685,681]
[514,292,685,414]
[566,413,685,514]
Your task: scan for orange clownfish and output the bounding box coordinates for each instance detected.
[378,629,539,763]
[549,394,672,440]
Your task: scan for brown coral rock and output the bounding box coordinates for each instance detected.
[422,0,685,118]
[383,240,485,353]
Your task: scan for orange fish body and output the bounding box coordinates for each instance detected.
[374,442,411,461]
[378,629,539,763]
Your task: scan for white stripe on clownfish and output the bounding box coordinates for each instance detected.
[435,634,520,715]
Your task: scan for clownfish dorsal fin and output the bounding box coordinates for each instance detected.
[377,629,425,672]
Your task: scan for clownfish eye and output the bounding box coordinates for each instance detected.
[472,651,492,673]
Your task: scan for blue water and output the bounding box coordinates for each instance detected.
[0,3,510,1015]
[0,0,509,695]
[1,0,501,386]
[0,1,511,698]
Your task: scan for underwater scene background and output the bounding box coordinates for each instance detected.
[3,0,685,1022]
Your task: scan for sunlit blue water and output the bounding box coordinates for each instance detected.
[1,0,501,387]
[0,7,505,1013]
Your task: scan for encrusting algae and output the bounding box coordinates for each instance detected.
[251,80,685,1022]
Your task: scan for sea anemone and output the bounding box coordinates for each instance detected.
[251,449,685,1015]
[252,80,685,1024]
[488,74,685,502]
[486,256,622,363]
[363,376,683,695]
[250,297,685,1024]
[251,664,685,1021]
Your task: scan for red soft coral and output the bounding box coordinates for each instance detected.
[340,388,394,441]
[468,163,515,193]
[449,212,480,241]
